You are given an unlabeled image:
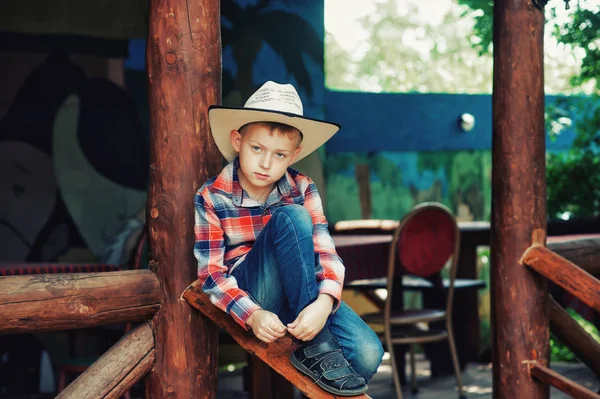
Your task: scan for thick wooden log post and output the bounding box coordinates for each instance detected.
[522,245,600,313]
[145,0,222,397]
[182,282,372,399]
[548,296,600,377]
[57,323,155,399]
[491,1,549,398]
[0,271,160,334]
[526,361,600,399]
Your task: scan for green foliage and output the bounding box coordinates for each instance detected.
[456,0,494,54]
[550,308,600,362]
[546,97,600,218]
[551,3,600,90]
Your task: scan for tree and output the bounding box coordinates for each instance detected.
[457,0,599,93]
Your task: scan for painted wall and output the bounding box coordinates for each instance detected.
[0,0,327,264]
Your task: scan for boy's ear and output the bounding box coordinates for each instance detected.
[230,130,242,152]
[289,146,302,164]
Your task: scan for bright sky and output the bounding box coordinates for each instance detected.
[325,0,453,53]
[324,0,590,93]
[325,0,582,58]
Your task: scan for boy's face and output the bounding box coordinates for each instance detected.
[230,123,301,199]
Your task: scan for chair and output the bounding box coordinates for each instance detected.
[360,202,464,399]
[55,230,147,397]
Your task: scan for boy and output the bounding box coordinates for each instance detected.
[194,81,383,396]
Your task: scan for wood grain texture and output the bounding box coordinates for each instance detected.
[182,281,373,399]
[145,0,223,397]
[548,238,600,276]
[0,270,160,334]
[527,361,600,399]
[490,1,549,398]
[56,323,155,399]
[522,245,600,314]
[549,296,600,377]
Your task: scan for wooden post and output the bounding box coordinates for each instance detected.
[491,1,549,398]
[0,271,160,334]
[145,0,223,397]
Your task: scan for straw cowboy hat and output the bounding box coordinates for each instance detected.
[208,81,341,163]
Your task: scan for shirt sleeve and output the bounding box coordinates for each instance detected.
[302,179,345,312]
[194,188,261,329]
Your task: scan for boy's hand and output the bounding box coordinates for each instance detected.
[246,310,287,343]
[287,294,334,341]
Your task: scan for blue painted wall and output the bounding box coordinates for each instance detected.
[325,91,580,153]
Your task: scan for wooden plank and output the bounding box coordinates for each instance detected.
[490,0,549,398]
[548,238,600,276]
[527,361,600,399]
[56,323,155,399]
[144,0,223,397]
[182,281,372,399]
[522,245,600,314]
[549,296,600,377]
[0,270,160,334]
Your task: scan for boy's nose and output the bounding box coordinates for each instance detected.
[260,155,271,169]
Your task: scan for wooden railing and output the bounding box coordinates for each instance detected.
[182,280,373,399]
[0,270,161,398]
[521,237,600,399]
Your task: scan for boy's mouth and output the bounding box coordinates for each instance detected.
[254,172,269,180]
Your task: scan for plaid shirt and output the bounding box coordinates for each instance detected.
[194,158,344,329]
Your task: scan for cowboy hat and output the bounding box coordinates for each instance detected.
[208,81,341,163]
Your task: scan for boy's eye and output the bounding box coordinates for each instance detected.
[252,146,261,152]
[275,153,286,159]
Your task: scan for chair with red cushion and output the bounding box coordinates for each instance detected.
[360,202,464,399]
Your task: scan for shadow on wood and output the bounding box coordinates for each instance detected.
[181,280,372,399]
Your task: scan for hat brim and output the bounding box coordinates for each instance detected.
[208,106,340,163]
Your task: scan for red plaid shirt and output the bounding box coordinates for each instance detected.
[194,158,344,329]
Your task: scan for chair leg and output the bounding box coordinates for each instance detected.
[57,369,67,393]
[447,326,465,399]
[409,345,418,395]
[385,332,403,399]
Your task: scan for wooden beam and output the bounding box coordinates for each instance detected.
[522,245,600,314]
[491,1,549,398]
[527,361,600,399]
[182,281,372,399]
[548,238,600,276]
[145,0,222,397]
[56,323,155,399]
[549,296,600,377]
[0,270,160,334]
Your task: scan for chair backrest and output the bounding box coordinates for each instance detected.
[385,202,460,317]
[131,229,148,270]
[397,204,457,278]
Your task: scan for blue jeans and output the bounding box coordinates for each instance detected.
[231,204,384,382]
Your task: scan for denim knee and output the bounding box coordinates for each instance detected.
[353,335,384,382]
[270,204,313,238]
